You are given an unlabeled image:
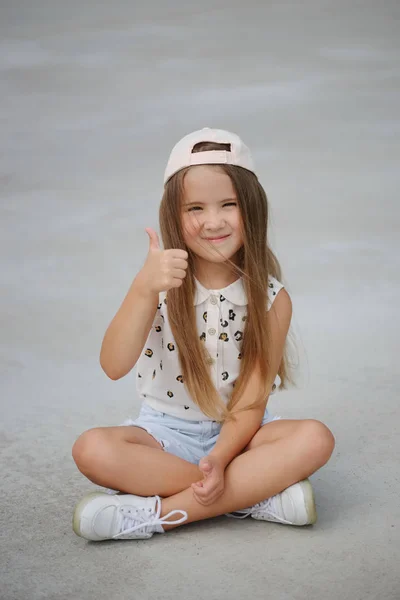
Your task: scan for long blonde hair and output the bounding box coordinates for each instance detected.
[159,142,297,422]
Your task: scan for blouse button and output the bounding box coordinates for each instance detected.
[210,295,218,305]
[208,327,216,335]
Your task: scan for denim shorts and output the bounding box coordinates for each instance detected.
[121,403,282,465]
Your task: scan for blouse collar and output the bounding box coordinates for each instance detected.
[193,276,247,306]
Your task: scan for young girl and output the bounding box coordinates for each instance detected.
[72,127,335,541]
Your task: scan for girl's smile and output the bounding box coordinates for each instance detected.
[204,234,231,243]
[205,234,229,242]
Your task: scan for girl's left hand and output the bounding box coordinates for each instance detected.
[191,455,225,506]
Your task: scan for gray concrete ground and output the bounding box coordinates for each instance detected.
[1,1,399,599]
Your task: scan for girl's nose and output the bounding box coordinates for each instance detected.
[203,214,226,230]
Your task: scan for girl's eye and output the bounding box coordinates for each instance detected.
[188,202,237,212]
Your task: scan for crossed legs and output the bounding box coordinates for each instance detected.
[72,418,335,529]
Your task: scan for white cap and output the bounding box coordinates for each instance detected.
[164,127,256,184]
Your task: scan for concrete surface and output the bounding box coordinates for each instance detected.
[1,1,399,599]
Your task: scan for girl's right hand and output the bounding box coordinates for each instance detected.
[136,228,189,294]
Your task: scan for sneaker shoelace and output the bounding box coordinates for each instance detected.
[113,496,188,539]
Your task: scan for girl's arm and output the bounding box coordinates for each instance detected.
[209,288,293,468]
[100,228,188,380]
[100,276,159,380]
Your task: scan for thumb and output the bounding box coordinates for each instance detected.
[145,228,160,251]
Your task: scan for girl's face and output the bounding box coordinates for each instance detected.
[181,165,244,266]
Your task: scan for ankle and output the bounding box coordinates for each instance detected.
[160,499,183,531]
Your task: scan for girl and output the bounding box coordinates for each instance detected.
[72,127,335,541]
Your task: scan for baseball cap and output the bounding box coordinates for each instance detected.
[164,127,256,184]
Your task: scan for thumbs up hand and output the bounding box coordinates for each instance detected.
[136,228,189,294]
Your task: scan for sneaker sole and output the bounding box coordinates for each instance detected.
[300,479,317,525]
[72,491,107,538]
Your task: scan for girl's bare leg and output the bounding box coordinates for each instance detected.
[161,419,335,529]
[73,419,335,526]
[72,426,204,496]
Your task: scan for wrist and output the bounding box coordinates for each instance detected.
[133,273,159,300]
[208,450,230,470]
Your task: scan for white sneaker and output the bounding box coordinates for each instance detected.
[226,479,317,526]
[72,492,188,540]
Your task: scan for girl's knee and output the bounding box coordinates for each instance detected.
[302,420,335,463]
[72,428,109,472]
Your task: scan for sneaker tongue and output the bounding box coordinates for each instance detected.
[116,500,158,538]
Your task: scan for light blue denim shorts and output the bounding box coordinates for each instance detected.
[122,403,282,465]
